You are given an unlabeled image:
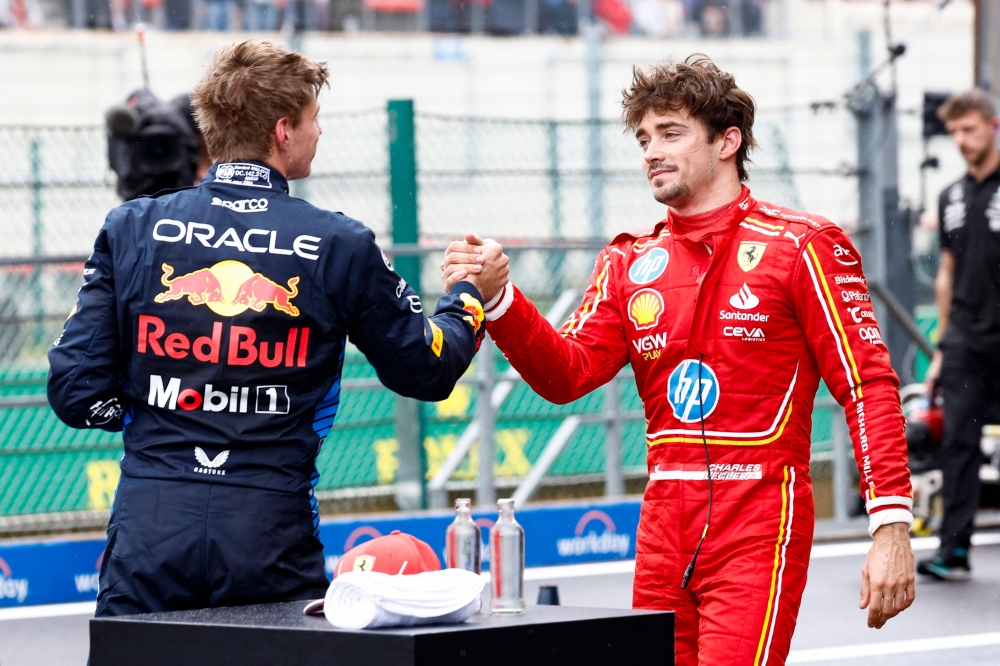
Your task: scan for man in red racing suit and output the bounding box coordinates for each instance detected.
[444,57,915,665]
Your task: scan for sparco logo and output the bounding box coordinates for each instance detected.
[859,327,884,345]
[0,557,29,603]
[211,196,269,213]
[729,283,759,310]
[194,447,230,476]
[147,375,290,414]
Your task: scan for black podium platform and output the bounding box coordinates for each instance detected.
[90,601,674,665]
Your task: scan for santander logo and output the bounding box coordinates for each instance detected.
[729,283,760,310]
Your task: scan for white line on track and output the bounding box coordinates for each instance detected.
[786,631,1000,662]
[0,601,95,621]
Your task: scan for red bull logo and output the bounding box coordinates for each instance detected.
[155,261,300,317]
[0,556,29,603]
[459,293,484,333]
[137,315,309,368]
[555,510,631,558]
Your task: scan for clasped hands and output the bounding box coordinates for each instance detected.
[441,233,510,303]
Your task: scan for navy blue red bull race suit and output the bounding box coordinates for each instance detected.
[48,161,486,616]
[483,186,913,666]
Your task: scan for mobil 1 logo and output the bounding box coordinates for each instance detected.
[148,375,290,415]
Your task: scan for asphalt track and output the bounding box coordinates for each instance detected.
[2,533,999,666]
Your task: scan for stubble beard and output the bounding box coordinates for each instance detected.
[652,179,692,207]
[966,141,994,169]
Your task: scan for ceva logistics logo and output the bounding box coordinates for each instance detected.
[555,510,631,558]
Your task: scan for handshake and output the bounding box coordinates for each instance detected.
[440,233,511,303]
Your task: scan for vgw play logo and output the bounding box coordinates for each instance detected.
[0,556,29,603]
[556,510,631,558]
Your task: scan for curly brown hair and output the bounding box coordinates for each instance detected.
[621,55,758,182]
[192,40,330,163]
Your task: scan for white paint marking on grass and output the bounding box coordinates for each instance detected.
[0,601,95,621]
[786,631,1000,662]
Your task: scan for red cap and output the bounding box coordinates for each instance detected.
[334,530,441,578]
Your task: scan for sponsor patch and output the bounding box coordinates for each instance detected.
[154,261,299,317]
[428,320,444,357]
[632,332,667,361]
[211,196,269,213]
[627,288,664,331]
[214,162,272,188]
[858,326,883,345]
[353,555,377,573]
[666,359,720,423]
[628,247,669,284]
[729,283,759,310]
[737,242,766,272]
[152,219,320,261]
[194,447,230,476]
[460,293,484,333]
[832,243,858,266]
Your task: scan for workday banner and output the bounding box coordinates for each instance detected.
[0,499,641,607]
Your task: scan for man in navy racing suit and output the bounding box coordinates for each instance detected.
[47,40,509,618]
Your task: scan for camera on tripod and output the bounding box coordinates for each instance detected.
[105,89,201,201]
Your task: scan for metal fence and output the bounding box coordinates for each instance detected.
[0,107,861,534]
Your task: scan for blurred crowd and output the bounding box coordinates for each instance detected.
[0,0,768,37]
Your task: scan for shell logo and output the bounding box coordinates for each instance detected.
[628,288,664,331]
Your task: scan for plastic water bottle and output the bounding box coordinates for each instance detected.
[445,498,482,574]
[489,498,525,614]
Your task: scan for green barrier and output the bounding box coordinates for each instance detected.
[0,358,849,517]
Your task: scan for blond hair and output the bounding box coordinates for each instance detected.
[192,40,329,163]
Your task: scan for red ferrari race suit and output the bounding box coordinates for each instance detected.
[483,186,912,666]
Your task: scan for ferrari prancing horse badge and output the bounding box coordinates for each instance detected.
[737,242,767,272]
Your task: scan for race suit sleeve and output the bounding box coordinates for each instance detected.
[348,233,486,403]
[793,227,913,536]
[47,216,129,431]
[484,248,629,405]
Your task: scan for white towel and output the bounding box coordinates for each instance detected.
[324,569,485,630]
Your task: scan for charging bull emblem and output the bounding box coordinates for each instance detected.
[155,261,300,317]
